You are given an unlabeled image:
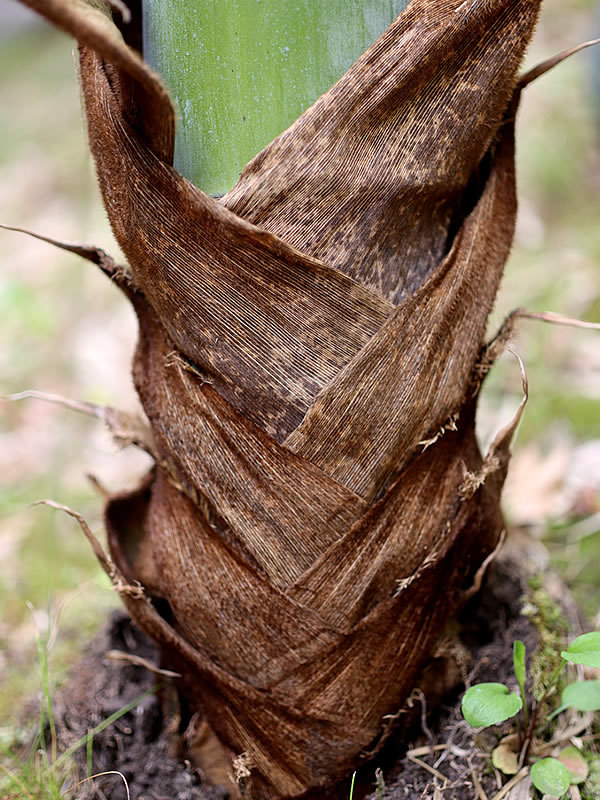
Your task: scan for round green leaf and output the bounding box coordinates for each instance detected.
[558,745,589,785]
[561,680,600,712]
[561,632,600,669]
[462,683,522,728]
[530,758,571,796]
[513,640,526,687]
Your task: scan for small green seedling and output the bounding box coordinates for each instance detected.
[530,758,571,796]
[462,632,600,796]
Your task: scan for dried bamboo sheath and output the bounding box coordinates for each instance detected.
[19,0,541,796]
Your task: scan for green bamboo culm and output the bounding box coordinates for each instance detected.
[142,0,409,195]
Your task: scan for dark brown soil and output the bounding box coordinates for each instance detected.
[52,556,541,800]
[54,612,226,800]
[363,555,538,800]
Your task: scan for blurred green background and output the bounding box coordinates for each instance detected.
[0,0,599,731]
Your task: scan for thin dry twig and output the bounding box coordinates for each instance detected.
[29,501,147,601]
[407,744,449,758]
[469,760,489,800]
[30,500,115,577]
[414,689,435,749]
[462,530,506,602]
[489,768,529,800]
[4,390,155,455]
[64,770,131,799]
[417,782,433,800]
[406,754,448,784]
[515,309,600,331]
[4,389,110,419]
[536,712,595,756]
[106,649,182,679]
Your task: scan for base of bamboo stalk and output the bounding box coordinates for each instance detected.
[44,532,577,800]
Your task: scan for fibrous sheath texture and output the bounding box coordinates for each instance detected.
[18,1,540,797]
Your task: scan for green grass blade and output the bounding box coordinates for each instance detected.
[54,684,161,769]
[349,770,356,800]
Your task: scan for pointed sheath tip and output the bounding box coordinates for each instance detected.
[107,0,131,25]
[520,38,600,88]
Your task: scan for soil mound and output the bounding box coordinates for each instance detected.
[54,556,538,799]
